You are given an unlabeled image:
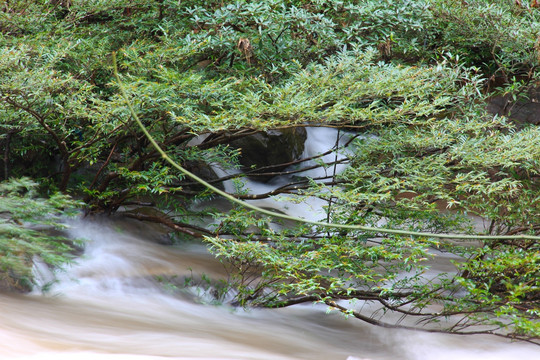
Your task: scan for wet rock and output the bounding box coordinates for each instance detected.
[0,277,31,293]
[231,127,307,181]
[487,86,540,125]
[183,160,225,191]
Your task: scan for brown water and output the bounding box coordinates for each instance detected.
[0,218,538,360]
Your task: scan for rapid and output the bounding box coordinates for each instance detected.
[1,128,538,360]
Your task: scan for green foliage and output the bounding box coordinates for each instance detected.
[454,242,540,337]
[200,49,539,340]
[430,0,540,72]
[0,0,538,342]
[0,178,80,291]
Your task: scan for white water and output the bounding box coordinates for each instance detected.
[1,128,538,360]
[208,127,353,222]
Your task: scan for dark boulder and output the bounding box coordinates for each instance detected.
[231,127,307,181]
[487,86,540,125]
[183,160,225,191]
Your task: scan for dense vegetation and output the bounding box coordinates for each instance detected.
[0,0,539,343]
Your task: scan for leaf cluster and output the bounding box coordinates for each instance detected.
[0,178,81,291]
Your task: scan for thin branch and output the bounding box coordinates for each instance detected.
[88,142,118,190]
[122,211,211,238]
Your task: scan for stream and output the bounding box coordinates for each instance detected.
[1,128,539,360]
[1,217,539,360]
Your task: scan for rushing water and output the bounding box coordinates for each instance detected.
[1,217,538,360]
[1,128,539,360]
[206,127,353,221]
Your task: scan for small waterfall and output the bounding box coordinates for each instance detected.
[208,127,353,222]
